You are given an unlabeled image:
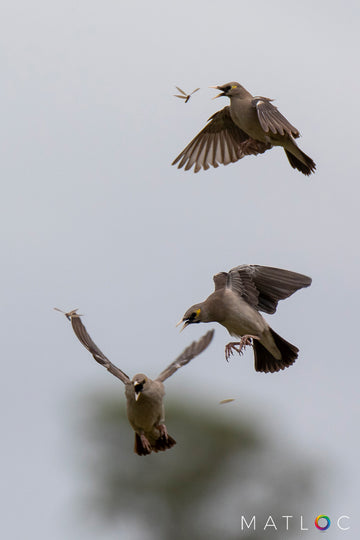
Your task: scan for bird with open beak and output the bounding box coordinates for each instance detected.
[177,264,312,373]
[172,81,315,175]
[57,309,214,456]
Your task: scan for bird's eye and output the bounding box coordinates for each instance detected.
[190,308,201,321]
[231,85,238,89]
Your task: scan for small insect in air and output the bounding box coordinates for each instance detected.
[219,398,236,405]
[174,86,200,103]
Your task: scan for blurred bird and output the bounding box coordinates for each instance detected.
[174,86,200,103]
[57,309,214,456]
[172,81,315,175]
[177,265,312,373]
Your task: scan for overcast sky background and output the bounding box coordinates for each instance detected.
[1,1,359,538]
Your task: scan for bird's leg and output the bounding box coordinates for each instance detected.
[225,342,240,361]
[225,335,258,361]
[140,433,152,454]
[157,423,169,441]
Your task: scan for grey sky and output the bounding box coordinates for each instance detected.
[1,0,359,538]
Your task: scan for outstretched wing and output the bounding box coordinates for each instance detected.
[226,265,312,314]
[61,309,130,384]
[156,330,214,382]
[253,97,299,138]
[172,106,271,173]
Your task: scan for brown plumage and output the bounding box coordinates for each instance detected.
[177,264,312,373]
[172,81,315,175]
[57,309,214,455]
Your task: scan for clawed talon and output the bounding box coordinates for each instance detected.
[225,335,257,361]
[140,433,152,453]
[158,423,169,440]
[225,342,240,361]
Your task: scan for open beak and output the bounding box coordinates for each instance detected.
[176,318,188,332]
[209,85,224,99]
[135,391,141,401]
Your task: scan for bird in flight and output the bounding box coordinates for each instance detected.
[177,264,312,373]
[172,81,315,175]
[56,308,214,455]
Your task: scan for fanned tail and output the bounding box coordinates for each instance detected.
[253,328,298,373]
[285,149,316,176]
[134,433,176,456]
[153,434,176,453]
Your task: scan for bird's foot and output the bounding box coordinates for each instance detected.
[157,423,169,441]
[225,335,257,361]
[225,342,243,361]
[140,434,152,454]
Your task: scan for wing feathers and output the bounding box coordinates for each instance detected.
[227,265,312,314]
[253,98,299,138]
[172,107,270,172]
[156,330,214,382]
[62,310,130,384]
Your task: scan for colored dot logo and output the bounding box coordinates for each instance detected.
[315,515,331,531]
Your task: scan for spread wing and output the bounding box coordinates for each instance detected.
[225,265,312,314]
[61,309,130,384]
[172,106,271,173]
[156,330,214,382]
[253,97,299,138]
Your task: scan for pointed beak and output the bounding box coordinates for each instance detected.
[135,391,141,401]
[176,318,188,332]
[209,85,223,99]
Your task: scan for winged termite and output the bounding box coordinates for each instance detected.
[174,86,200,103]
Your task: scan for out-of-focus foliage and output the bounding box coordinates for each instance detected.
[75,392,315,540]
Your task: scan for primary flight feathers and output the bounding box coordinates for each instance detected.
[58,308,214,456]
[65,309,214,383]
[178,264,312,373]
[173,81,315,175]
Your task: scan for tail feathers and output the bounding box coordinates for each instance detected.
[285,149,316,176]
[153,434,176,453]
[134,432,176,456]
[253,328,299,373]
[134,433,152,456]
